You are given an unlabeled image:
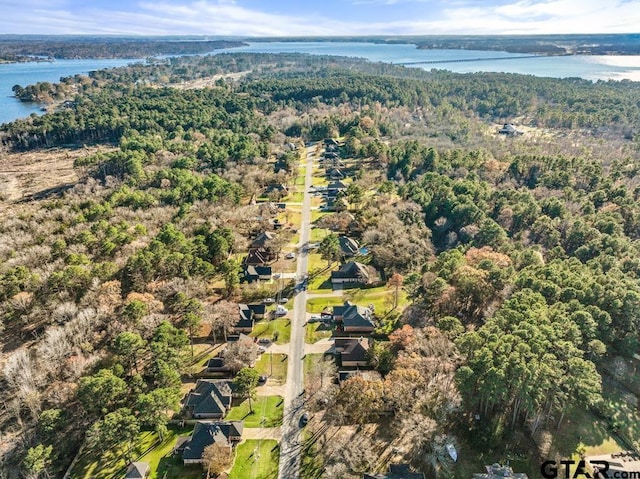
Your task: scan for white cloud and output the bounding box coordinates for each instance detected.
[0,0,638,35]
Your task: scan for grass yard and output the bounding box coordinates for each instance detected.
[306,297,344,313]
[285,191,304,203]
[307,253,329,273]
[250,318,291,344]
[344,285,408,315]
[306,273,332,293]
[255,352,288,382]
[305,321,333,344]
[229,440,280,479]
[226,395,284,427]
[310,210,328,222]
[300,428,324,479]
[71,427,195,479]
[310,227,330,242]
[295,173,306,186]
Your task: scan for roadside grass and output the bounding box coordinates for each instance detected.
[255,352,288,382]
[295,174,306,186]
[286,191,304,203]
[226,395,284,428]
[310,210,328,222]
[310,227,329,242]
[307,253,328,273]
[278,210,301,228]
[250,318,291,344]
[307,273,332,294]
[229,440,280,479]
[307,297,344,313]
[305,321,333,344]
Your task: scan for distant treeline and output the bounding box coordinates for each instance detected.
[0,38,246,60]
[249,34,640,55]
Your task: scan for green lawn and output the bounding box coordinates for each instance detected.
[226,395,284,427]
[306,273,332,294]
[285,191,304,203]
[140,428,197,479]
[250,318,291,344]
[255,352,288,382]
[300,429,324,479]
[305,321,333,343]
[71,427,196,479]
[307,253,328,273]
[310,210,328,222]
[229,440,280,479]
[344,285,408,315]
[306,297,344,313]
[310,227,330,242]
[295,174,306,186]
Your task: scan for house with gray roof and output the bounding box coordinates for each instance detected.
[181,421,244,465]
[183,380,233,419]
[330,261,376,286]
[334,337,370,367]
[124,462,150,479]
[333,301,376,334]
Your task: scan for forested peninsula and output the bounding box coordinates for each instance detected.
[0,52,639,479]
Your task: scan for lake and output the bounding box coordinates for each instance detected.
[2,41,640,125]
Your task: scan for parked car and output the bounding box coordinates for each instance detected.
[275,305,288,316]
[285,252,296,259]
[279,297,289,304]
[257,338,271,345]
[258,375,267,385]
[258,346,267,353]
[300,412,309,426]
[263,298,275,304]
[273,273,282,279]
[309,314,322,322]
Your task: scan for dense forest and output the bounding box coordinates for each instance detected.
[1,52,639,478]
[0,37,245,61]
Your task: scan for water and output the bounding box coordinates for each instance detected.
[2,42,640,125]
[0,58,140,125]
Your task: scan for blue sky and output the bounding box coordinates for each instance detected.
[2,0,639,35]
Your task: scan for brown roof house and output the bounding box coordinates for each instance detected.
[330,261,377,286]
[334,337,370,367]
[181,421,243,465]
[183,380,233,419]
[333,301,376,334]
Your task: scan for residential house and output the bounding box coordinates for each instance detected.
[181,421,244,465]
[364,464,425,479]
[327,168,345,180]
[245,231,278,266]
[339,236,360,257]
[334,337,370,367]
[244,249,271,266]
[264,183,289,199]
[330,261,376,286]
[234,305,266,334]
[204,357,231,374]
[251,231,276,250]
[124,462,150,479]
[473,464,529,479]
[242,265,272,283]
[332,301,376,334]
[183,380,233,419]
[498,123,523,136]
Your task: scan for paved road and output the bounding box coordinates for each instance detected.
[278,146,315,479]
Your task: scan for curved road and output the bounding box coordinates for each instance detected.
[278,145,315,479]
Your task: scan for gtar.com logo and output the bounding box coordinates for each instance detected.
[541,460,608,478]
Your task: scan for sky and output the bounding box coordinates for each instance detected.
[1,0,639,36]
